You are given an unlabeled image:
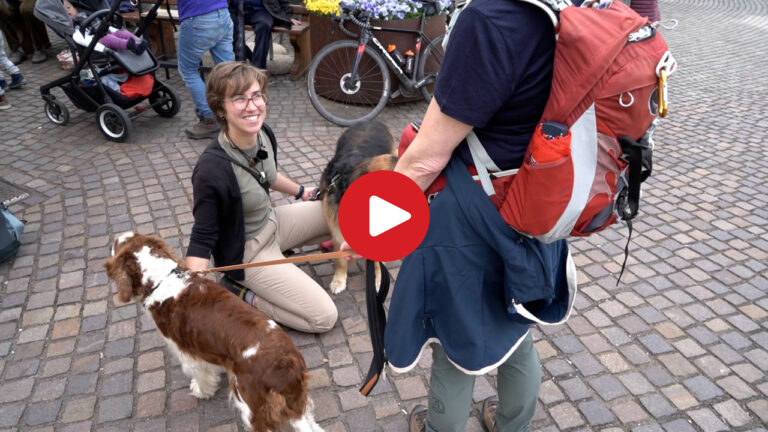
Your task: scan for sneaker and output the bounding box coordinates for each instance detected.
[8,74,25,89]
[8,49,26,65]
[0,94,10,110]
[185,115,220,140]
[408,404,428,432]
[481,396,499,432]
[31,50,47,64]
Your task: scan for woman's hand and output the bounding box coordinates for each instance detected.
[290,18,302,26]
[301,186,317,201]
[185,256,210,273]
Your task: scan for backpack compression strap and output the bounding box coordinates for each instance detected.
[616,135,653,283]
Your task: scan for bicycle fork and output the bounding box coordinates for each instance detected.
[342,33,372,94]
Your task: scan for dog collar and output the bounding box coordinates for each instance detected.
[151,266,185,291]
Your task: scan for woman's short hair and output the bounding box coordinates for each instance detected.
[206,62,269,130]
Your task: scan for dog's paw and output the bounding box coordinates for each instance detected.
[329,277,347,295]
[189,380,213,399]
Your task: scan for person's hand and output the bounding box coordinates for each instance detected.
[340,241,363,260]
[290,18,302,26]
[302,186,317,201]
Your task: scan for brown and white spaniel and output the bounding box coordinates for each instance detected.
[104,232,323,432]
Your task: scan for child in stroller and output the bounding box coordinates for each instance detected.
[34,0,180,142]
[63,0,148,55]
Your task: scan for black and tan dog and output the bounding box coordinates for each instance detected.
[320,121,397,294]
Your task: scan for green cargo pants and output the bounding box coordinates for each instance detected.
[425,332,541,432]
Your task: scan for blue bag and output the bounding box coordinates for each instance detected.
[0,203,25,263]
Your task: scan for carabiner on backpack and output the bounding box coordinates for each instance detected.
[655,51,677,117]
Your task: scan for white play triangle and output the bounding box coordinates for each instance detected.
[369,195,411,237]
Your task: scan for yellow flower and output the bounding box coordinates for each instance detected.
[305,0,341,17]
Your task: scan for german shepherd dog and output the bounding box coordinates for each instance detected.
[320,121,397,294]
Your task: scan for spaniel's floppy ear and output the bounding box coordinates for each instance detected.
[104,251,136,303]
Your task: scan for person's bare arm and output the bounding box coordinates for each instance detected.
[340,98,473,259]
[271,173,316,200]
[394,98,474,191]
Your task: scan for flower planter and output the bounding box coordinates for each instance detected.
[308,13,445,103]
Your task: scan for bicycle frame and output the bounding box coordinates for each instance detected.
[343,12,439,97]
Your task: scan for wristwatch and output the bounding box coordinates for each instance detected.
[295,185,304,200]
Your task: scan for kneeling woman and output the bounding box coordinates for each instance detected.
[185,62,337,333]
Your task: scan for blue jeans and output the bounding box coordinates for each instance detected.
[178,8,234,118]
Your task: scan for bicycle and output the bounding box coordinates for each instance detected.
[307,2,446,127]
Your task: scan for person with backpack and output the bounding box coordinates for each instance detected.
[389,0,569,430]
[185,62,338,334]
[381,0,577,431]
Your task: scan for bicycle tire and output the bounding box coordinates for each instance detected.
[307,40,390,127]
[417,33,445,102]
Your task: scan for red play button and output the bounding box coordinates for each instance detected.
[338,171,429,262]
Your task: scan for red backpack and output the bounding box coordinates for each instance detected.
[492,0,677,245]
[400,0,677,278]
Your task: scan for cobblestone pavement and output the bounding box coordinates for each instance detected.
[1,0,767,431]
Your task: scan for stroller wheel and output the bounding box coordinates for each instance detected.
[45,100,69,126]
[149,84,180,118]
[96,104,132,143]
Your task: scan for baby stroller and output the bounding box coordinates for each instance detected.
[34,0,180,142]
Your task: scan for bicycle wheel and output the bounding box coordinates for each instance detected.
[307,40,390,127]
[417,33,445,102]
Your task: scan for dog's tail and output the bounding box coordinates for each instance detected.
[263,356,311,420]
[235,355,311,431]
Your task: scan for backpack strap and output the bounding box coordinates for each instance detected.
[466,132,500,196]
[517,0,571,27]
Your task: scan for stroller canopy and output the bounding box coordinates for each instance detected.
[34,0,110,36]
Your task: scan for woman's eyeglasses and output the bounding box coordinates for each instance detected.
[224,93,265,110]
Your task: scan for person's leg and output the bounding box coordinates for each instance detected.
[247,10,273,69]
[177,11,225,139]
[423,343,476,432]
[273,200,331,249]
[0,1,21,54]
[0,32,22,89]
[208,8,234,65]
[241,218,337,333]
[19,0,47,62]
[178,14,217,118]
[2,0,25,64]
[494,332,541,432]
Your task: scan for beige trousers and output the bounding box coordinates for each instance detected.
[241,200,337,333]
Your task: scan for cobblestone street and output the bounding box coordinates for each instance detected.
[1,0,767,430]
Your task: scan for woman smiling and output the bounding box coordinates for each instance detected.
[185,62,337,334]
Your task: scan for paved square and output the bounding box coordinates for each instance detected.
[1,0,767,430]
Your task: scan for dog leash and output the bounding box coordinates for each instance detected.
[197,249,356,274]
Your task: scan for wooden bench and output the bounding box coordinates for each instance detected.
[123,1,311,80]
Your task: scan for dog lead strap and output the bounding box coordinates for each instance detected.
[198,250,356,274]
[360,259,391,396]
